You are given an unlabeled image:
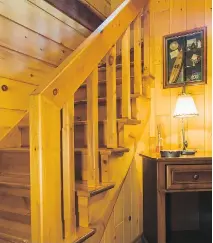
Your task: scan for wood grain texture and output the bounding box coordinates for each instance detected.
[122,27,131,118]
[43,0,103,31]
[79,0,111,19]
[133,14,142,95]
[0,78,36,110]
[0,46,54,85]
[62,100,76,241]
[0,15,71,66]
[30,94,62,243]
[34,0,146,107]
[87,67,99,186]
[0,0,87,49]
[145,0,211,153]
[106,46,117,148]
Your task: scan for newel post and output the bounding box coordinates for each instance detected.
[30,94,63,243]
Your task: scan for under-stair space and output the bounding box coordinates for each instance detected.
[0,0,146,242]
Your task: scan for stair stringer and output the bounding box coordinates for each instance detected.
[83,120,146,243]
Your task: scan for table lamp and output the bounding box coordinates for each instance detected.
[173,88,199,155]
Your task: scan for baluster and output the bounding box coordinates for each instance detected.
[62,98,76,241]
[122,26,131,118]
[87,67,99,187]
[133,14,142,95]
[106,46,117,148]
[30,94,62,243]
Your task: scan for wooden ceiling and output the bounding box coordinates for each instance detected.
[0,0,97,141]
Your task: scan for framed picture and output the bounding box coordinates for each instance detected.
[163,27,207,88]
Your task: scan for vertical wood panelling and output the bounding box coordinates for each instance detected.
[62,99,76,241]
[87,67,99,186]
[115,222,124,243]
[114,187,124,226]
[123,168,132,243]
[122,27,131,118]
[105,211,115,243]
[204,0,212,152]
[146,0,211,152]
[186,0,205,29]
[170,0,186,32]
[106,46,118,148]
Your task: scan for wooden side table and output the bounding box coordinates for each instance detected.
[140,152,212,243]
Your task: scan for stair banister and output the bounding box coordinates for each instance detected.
[29,0,145,242]
[32,0,145,108]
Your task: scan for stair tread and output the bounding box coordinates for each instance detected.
[0,174,30,189]
[79,76,134,88]
[74,118,141,125]
[98,61,135,72]
[74,93,141,105]
[73,227,96,243]
[75,147,129,154]
[76,181,115,197]
[0,148,29,152]
[0,205,30,217]
[0,219,30,242]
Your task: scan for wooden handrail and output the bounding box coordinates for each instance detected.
[33,0,146,108]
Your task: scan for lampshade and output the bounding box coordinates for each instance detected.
[173,94,199,118]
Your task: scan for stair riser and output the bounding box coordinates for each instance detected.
[0,152,29,175]
[98,65,135,81]
[75,153,88,181]
[75,79,134,102]
[20,128,29,148]
[0,185,29,198]
[75,99,134,122]
[0,193,30,223]
[0,211,30,225]
[75,123,106,148]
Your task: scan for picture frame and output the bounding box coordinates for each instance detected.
[163,27,207,89]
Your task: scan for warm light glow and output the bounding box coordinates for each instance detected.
[173,94,199,118]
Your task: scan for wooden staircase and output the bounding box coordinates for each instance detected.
[0,0,146,242]
[0,60,141,242]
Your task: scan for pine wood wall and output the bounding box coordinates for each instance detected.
[144,0,212,153]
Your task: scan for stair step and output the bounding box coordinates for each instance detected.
[0,205,30,225]
[75,77,134,101]
[0,148,30,175]
[74,118,141,126]
[0,219,30,243]
[74,147,129,155]
[74,118,140,147]
[98,61,138,80]
[74,94,140,121]
[74,93,141,105]
[73,227,96,243]
[0,174,30,189]
[76,182,115,197]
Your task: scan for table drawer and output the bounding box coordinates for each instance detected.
[166,164,212,190]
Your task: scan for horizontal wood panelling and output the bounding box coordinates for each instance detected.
[43,0,102,31]
[0,15,72,66]
[0,0,87,49]
[79,0,111,18]
[0,78,36,110]
[29,0,91,36]
[0,46,54,85]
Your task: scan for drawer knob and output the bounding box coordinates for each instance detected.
[193,174,199,180]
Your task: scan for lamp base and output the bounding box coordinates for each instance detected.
[182,149,197,155]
